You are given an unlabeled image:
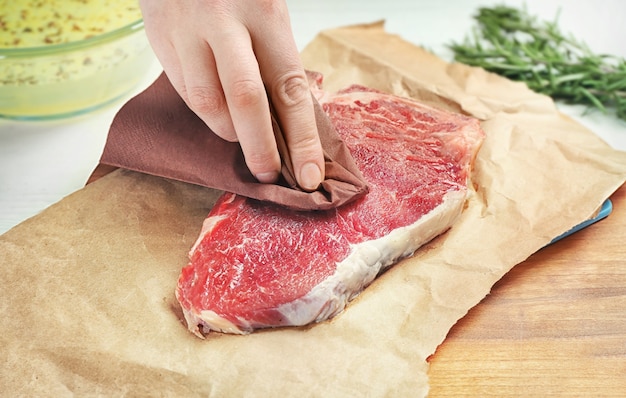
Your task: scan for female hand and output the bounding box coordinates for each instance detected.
[139,0,325,191]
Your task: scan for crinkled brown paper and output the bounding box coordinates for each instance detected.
[1,22,626,397]
[98,73,368,211]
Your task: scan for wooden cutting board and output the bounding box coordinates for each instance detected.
[427,184,626,396]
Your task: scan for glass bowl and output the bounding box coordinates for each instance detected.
[0,15,156,120]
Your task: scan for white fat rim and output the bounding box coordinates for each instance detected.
[275,189,467,326]
[184,189,467,334]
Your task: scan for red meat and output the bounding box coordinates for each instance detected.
[176,76,484,336]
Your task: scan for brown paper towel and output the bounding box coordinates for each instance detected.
[1,22,626,397]
[98,72,368,211]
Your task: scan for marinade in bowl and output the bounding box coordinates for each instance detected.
[0,0,157,120]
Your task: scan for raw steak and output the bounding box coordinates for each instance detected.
[176,74,485,336]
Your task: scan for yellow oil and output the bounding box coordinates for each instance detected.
[0,39,153,118]
[0,0,152,119]
[0,0,142,48]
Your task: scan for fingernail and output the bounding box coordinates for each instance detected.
[299,162,323,191]
[255,171,280,184]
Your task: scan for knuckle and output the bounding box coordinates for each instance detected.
[272,72,310,108]
[186,85,226,117]
[245,148,277,166]
[245,150,280,174]
[258,0,284,17]
[230,79,265,109]
[185,85,237,138]
[289,134,321,155]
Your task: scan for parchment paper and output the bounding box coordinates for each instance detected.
[2,22,626,397]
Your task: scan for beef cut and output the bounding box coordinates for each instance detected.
[176,74,485,336]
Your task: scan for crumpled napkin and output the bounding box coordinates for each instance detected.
[98,72,368,210]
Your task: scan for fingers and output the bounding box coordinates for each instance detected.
[176,38,237,142]
[270,70,325,192]
[245,3,325,191]
[140,0,324,189]
[141,1,237,142]
[208,23,281,183]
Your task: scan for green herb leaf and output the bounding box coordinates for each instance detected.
[448,5,626,121]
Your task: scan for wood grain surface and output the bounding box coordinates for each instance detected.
[428,184,626,396]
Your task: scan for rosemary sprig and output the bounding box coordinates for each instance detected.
[448,5,626,120]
